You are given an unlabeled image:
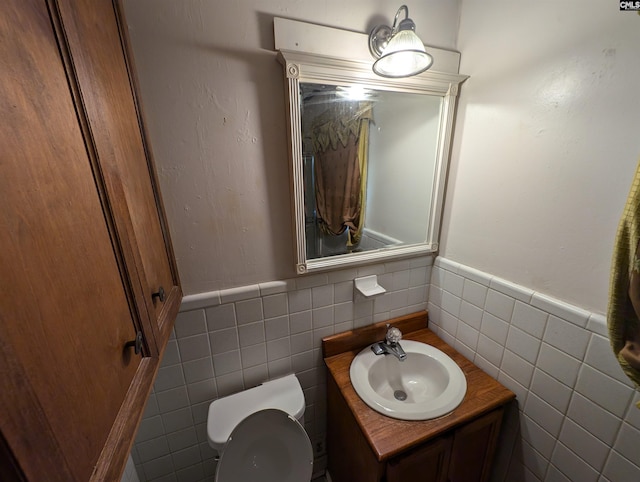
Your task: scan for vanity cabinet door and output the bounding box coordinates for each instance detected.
[447,408,504,482]
[385,407,503,482]
[386,435,452,482]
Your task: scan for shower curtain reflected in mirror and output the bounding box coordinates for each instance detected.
[303,96,372,258]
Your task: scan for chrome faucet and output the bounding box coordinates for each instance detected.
[371,324,407,361]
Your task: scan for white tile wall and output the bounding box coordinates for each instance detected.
[129,254,640,481]
[120,454,141,482]
[429,257,640,482]
[130,257,432,482]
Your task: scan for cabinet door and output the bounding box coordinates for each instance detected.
[0,0,144,479]
[386,435,453,482]
[448,408,504,482]
[55,0,181,354]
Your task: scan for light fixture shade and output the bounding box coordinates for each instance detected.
[372,29,433,78]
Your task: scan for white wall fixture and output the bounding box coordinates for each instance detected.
[354,275,386,298]
[274,18,468,275]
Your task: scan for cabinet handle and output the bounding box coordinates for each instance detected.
[125,331,143,355]
[152,286,166,302]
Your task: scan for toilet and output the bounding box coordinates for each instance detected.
[207,374,314,482]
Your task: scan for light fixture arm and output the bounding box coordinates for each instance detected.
[368,5,418,60]
[390,5,409,34]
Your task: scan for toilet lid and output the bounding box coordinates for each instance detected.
[215,409,313,482]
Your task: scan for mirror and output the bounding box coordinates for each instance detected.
[278,50,467,274]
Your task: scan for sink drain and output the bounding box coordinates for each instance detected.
[394,390,407,401]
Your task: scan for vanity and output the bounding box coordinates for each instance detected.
[323,311,515,482]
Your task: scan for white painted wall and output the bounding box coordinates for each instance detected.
[441,1,640,313]
[122,0,461,295]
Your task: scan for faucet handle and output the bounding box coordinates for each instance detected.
[386,325,402,344]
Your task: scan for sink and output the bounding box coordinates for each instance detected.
[349,340,467,420]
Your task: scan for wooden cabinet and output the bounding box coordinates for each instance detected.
[0,1,181,481]
[385,409,503,482]
[323,316,515,482]
[328,377,504,482]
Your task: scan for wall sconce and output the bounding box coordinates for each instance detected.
[368,5,433,78]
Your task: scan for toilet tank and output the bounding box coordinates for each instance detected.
[207,374,306,451]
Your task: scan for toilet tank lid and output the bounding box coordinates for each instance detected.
[207,374,306,446]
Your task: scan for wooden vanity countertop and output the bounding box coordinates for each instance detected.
[323,312,515,462]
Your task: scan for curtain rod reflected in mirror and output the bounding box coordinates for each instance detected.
[277,50,468,274]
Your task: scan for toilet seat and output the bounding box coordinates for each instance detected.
[215,408,313,482]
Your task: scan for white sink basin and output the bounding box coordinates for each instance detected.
[349,340,467,420]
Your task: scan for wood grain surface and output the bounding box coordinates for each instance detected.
[323,313,515,461]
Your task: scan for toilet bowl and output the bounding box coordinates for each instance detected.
[207,374,313,482]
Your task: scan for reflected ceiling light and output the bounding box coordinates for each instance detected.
[336,85,373,101]
[368,5,433,78]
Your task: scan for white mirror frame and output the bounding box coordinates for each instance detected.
[278,49,468,274]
